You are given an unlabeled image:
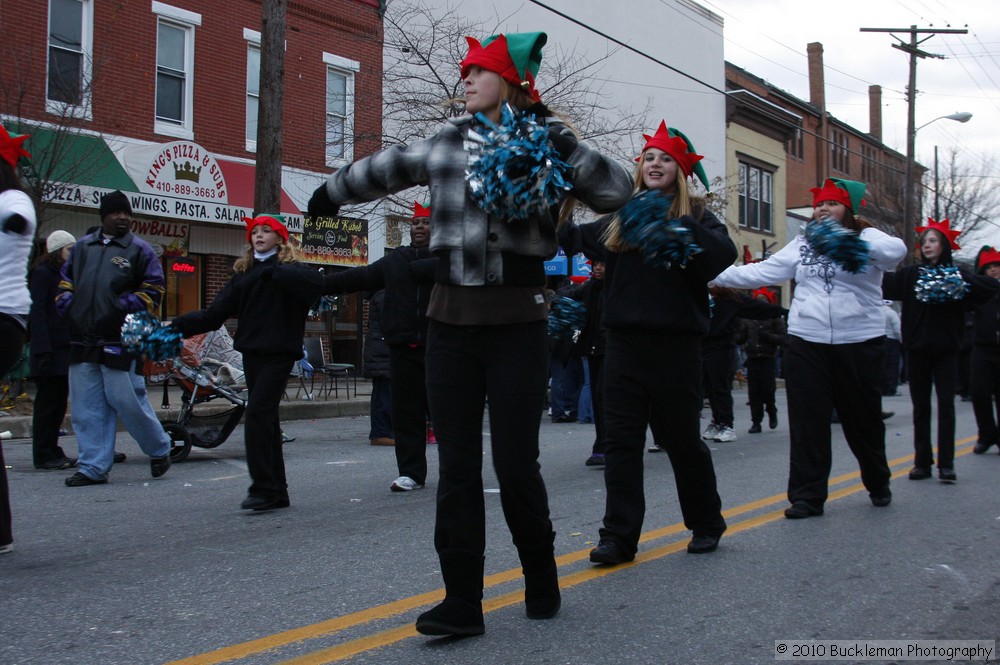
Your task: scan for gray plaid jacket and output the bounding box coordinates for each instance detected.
[322,116,632,287]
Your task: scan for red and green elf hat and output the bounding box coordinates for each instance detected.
[0,125,30,169]
[243,214,289,243]
[915,217,961,251]
[412,201,431,219]
[637,120,710,192]
[976,245,1000,273]
[460,32,547,103]
[810,177,866,212]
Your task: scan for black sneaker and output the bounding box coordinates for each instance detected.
[584,454,605,466]
[748,423,762,434]
[65,472,107,487]
[687,533,721,554]
[150,456,171,478]
[768,411,779,429]
[973,441,994,454]
[589,539,634,565]
[113,452,127,464]
[35,457,77,470]
[870,489,892,507]
[938,468,957,483]
[784,501,823,519]
[908,466,932,480]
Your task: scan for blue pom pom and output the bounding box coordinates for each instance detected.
[619,190,701,268]
[466,103,574,220]
[914,265,969,303]
[121,312,183,362]
[547,296,587,340]
[805,218,870,274]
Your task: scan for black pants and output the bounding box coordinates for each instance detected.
[783,335,889,506]
[389,344,428,485]
[243,354,294,501]
[907,350,958,470]
[367,376,393,439]
[32,374,70,465]
[587,355,606,455]
[0,318,23,548]
[600,331,725,554]
[702,345,735,427]
[745,356,777,425]
[426,320,553,558]
[883,338,902,395]
[971,345,1000,447]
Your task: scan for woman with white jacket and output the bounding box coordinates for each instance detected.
[713,178,906,519]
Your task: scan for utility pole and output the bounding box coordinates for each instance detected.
[254,0,287,216]
[860,25,966,258]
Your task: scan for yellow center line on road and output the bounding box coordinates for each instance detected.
[167,438,977,665]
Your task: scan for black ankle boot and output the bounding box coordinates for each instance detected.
[415,597,485,636]
[416,549,485,636]
[518,531,561,620]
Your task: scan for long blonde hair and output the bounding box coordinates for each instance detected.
[603,156,701,251]
[233,239,300,272]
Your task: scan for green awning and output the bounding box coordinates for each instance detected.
[14,124,136,192]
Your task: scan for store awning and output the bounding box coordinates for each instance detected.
[216,158,301,218]
[20,125,137,192]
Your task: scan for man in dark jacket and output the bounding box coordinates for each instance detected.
[55,191,172,486]
[309,202,435,491]
[364,290,393,446]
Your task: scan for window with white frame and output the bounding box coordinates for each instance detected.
[153,2,200,139]
[323,53,359,167]
[738,161,774,233]
[47,0,93,116]
[245,29,261,149]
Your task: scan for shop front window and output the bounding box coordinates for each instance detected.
[164,256,201,318]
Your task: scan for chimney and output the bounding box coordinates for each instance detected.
[807,42,825,111]
[869,85,883,142]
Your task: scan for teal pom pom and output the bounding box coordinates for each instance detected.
[805,218,870,274]
[915,265,969,303]
[548,296,587,340]
[620,190,701,268]
[466,103,574,220]
[121,312,183,362]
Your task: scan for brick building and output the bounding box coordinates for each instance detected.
[725,43,924,259]
[0,0,386,363]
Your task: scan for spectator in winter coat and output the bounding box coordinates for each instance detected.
[29,231,76,469]
[364,290,393,446]
[738,287,787,434]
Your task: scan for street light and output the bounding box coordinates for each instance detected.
[903,111,972,257]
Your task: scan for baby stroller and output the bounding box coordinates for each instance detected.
[145,329,246,462]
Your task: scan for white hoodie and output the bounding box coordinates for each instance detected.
[712,226,906,345]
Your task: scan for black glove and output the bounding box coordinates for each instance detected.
[308,184,339,219]
[547,126,578,162]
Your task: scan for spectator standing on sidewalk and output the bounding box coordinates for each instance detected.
[738,287,787,434]
[56,191,172,487]
[363,290,394,447]
[29,230,76,470]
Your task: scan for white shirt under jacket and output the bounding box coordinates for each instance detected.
[712,226,906,345]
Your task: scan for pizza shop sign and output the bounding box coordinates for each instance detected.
[141,141,227,203]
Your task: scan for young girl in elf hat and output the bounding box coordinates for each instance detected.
[712,178,906,518]
[970,246,1000,454]
[170,215,323,512]
[882,220,998,482]
[562,119,737,564]
[308,31,632,637]
[0,125,35,554]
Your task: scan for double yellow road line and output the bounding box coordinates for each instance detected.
[168,437,978,665]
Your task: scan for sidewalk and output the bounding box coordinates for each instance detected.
[0,376,374,440]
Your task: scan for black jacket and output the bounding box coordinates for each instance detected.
[739,317,787,359]
[28,262,71,377]
[317,244,436,347]
[173,257,319,359]
[363,290,390,378]
[566,278,606,357]
[703,294,785,351]
[882,264,998,353]
[973,288,1000,347]
[562,206,737,335]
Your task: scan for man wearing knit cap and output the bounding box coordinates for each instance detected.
[55,190,173,486]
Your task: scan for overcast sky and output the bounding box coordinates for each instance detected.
[702,0,1000,180]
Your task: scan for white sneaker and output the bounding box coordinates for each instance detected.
[390,476,424,492]
[714,426,737,442]
[702,423,720,440]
